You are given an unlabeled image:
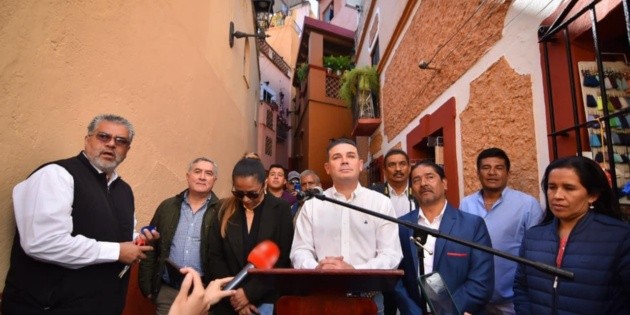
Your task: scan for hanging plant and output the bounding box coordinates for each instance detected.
[296,63,308,83]
[340,66,379,107]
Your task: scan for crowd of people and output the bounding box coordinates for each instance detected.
[3,114,629,315]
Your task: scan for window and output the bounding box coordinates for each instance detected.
[323,3,334,23]
[266,109,274,130]
[262,90,273,103]
[265,136,273,156]
[371,39,380,66]
[260,84,275,103]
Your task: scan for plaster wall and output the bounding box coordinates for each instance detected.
[373,0,563,200]
[0,0,261,287]
[267,3,312,72]
[259,50,291,167]
[319,0,360,32]
[355,0,407,66]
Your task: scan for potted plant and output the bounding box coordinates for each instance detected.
[340,66,379,118]
[296,63,308,83]
[323,55,335,74]
[336,55,353,75]
[323,55,354,75]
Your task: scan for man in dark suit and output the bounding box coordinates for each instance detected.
[394,160,494,315]
[371,149,418,315]
[371,149,417,218]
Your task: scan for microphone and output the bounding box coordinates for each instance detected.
[296,187,324,201]
[223,240,280,290]
[411,229,433,255]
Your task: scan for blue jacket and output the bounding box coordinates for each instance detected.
[514,212,630,315]
[394,204,494,314]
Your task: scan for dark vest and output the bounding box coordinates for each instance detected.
[3,153,134,315]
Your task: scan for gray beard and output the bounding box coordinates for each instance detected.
[90,156,119,174]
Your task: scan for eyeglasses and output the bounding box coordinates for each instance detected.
[231,187,263,200]
[92,132,131,147]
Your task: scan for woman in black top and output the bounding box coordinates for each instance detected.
[208,157,293,315]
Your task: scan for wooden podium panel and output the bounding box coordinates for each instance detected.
[249,268,403,295]
[249,269,403,315]
[276,295,376,315]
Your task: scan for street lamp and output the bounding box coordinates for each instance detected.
[229,0,274,48]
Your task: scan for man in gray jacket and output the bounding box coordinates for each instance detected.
[139,157,220,315]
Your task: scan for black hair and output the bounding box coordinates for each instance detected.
[410,160,446,180]
[541,156,622,222]
[220,157,267,237]
[234,158,267,184]
[384,149,409,165]
[477,147,510,171]
[326,138,357,156]
[267,164,287,179]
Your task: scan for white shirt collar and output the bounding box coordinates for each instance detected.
[387,182,409,197]
[331,183,364,201]
[418,201,447,224]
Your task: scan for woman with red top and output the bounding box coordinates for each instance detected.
[514,156,630,315]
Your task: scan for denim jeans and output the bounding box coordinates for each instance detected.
[373,292,384,315]
[257,303,274,315]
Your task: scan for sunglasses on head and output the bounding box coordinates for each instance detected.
[231,188,263,200]
[92,132,131,146]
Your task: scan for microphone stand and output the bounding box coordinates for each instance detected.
[307,192,574,280]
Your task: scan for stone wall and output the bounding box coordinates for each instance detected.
[381,0,510,139]
[460,57,540,198]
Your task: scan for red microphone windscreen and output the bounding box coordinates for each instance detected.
[248,240,280,269]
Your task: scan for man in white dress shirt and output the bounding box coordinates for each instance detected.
[291,138,403,314]
[3,114,156,315]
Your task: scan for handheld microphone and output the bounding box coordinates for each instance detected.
[223,240,280,291]
[296,187,324,201]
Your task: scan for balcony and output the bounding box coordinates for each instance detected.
[276,116,289,143]
[325,72,342,99]
[350,91,381,137]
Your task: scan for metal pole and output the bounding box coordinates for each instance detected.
[590,7,618,192]
[564,28,582,156]
[542,40,559,159]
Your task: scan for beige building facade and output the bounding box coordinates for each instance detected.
[0,0,263,287]
[354,0,565,205]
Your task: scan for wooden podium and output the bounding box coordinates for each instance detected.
[249,268,403,315]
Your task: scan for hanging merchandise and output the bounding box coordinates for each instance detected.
[579,60,630,192]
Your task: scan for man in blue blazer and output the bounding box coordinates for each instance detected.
[394,161,494,315]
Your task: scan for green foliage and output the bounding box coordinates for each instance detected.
[336,55,353,71]
[340,66,379,107]
[323,55,354,72]
[323,55,335,69]
[296,63,308,83]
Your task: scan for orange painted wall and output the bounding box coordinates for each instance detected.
[0,0,262,290]
[307,101,353,188]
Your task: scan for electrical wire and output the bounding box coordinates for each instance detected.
[421,0,495,67]
[402,0,557,112]
[404,0,506,108]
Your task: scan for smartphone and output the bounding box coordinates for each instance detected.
[164,258,185,290]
